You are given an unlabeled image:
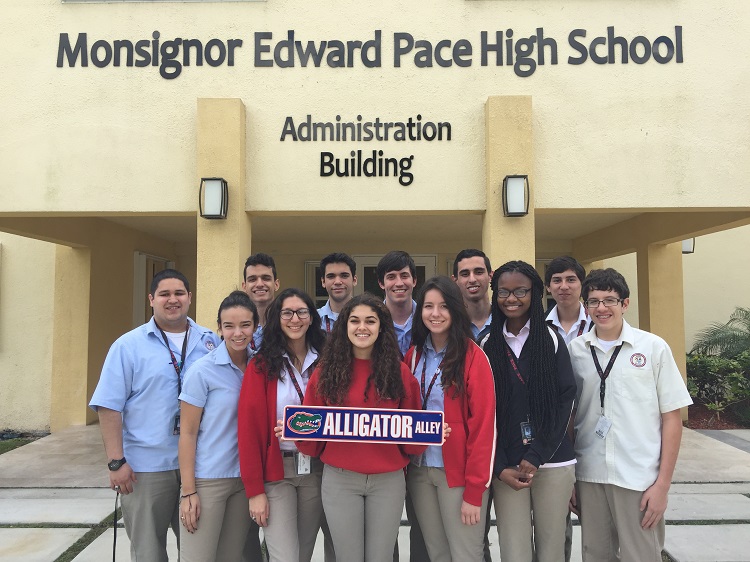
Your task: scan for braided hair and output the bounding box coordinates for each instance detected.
[484,261,559,442]
[316,293,405,405]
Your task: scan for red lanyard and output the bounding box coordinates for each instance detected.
[504,343,526,385]
[155,321,189,395]
[325,317,332,335]
[420,355,444,410]
[590,345,623,411]
[576,319,587,338]
[283,358,306,403]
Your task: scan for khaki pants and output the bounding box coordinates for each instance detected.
[323,465,406,562]
[407,465,489,562]
[263,455,325,562]
[121,470,181,562]
[492,465,575,562]
[179,477,251,562]
[577,481,665,562]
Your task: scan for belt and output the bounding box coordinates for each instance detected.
[282,451,295,457]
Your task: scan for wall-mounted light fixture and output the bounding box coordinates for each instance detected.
[682,238,696,254]
[199,178,228,219]
[502,175,530,217]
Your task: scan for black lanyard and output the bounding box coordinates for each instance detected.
[504,343,526,385]
[590,344,623,411]
[156,321,189,396]
[420,354,444,410]
[283,358,306,403]
[576,319,587,338]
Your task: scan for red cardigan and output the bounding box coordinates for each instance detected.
[404,340,496,507]
[237,357,288,498]
[295,358,427,474]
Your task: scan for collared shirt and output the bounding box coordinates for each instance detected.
[317,300,338,334]
[252,324,264,350]
[569,320,692,491]
[502,319,531,358]
[471,313,492,343]
[89,317,220,472]
[391,299,417,356]
[413,336,446,467]
[179,341,244,478]
[547,303,593,345]
[277,348,319,451]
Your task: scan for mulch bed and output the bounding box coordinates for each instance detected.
[685,403,746,430]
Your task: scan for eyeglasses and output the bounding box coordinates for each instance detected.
[280,308,311,320]
[497,288,531,299]
[584,298,623,309]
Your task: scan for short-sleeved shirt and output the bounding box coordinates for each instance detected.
[252,324,264,351]
[413,336,446,467]
[568,320,692,491]
[89,317,220,472]
[547,303,593,345]
[317,300,338,335]
[179,341,244,478]
[471,313,492,343]
[392,300,417,356]
[276,348,319,452]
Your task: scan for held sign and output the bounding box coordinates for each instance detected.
[283,405,444,446]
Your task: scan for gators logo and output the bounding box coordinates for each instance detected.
[287,411,323,435]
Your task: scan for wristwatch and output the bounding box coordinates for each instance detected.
[107,457,127,471]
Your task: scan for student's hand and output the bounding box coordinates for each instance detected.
[568,485,580,517]
[441,422,451,445]
[460,501,481,526]
[498,467,532,491]
[640,481,669,529]
[180,492,201,533]
[518,459,537,479]
[249,493,270,528]
[274,419,286,441]
[109,463,137,495]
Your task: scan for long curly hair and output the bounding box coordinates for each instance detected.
[484,261,558,442]
[256,288,326,381]
[412,276,471,398]
[316,293,405,405]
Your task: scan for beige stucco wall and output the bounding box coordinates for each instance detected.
[2,0,749,215]
[0,234,56,431]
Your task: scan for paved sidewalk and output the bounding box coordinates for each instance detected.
[0,424,749,561]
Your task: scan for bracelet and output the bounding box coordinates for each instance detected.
[181,492,197,499]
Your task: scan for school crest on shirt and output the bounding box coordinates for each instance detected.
[630,353,647,368]
[205,340,215,351]
[287,411,323,435]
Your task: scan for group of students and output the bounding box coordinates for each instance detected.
[90,249,692,562]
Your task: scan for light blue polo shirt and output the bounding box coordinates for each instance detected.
[413,336,446,468]
[317,300,338,334]
[392,299,417,356]
[89,317,219,472]
[252,324,264,350]
[471,313,492,343]
[179,341,244,478]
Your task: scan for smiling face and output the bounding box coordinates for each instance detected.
[453,256,492,304]
[379,266,416,307]
[547,268,583,308]
[279,296,311,343]
[495,271,533,325]
[421,288,452,348]
[347,304,381,359]
[242,264,280,308]
[149,278,191,332]
[321,262,357,305]
[218,306,256,353]
[587,289,629,339]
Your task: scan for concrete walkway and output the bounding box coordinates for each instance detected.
[1,425,749,561]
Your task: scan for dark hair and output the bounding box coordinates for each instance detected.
[376,250,416,284]
[256,288,325,380]
[320,252,357,277]
[453,249,492,278]
[217,290,259,329]
[484,260,558,442]
[581,268,630,301]
[316,293,405,405]
[544,256,586,286]
[243,252,277,281]
[150,269,190,295]
[413,277,472,397]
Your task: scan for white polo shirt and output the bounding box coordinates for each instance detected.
[547,303,593,345]
[568,320,692,491]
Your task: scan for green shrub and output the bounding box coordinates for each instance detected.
[686,354,750,421]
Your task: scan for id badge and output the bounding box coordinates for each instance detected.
[520,421,534,445]
[172,414,181,436]
[295,452,311,475]
[594,415,612,439]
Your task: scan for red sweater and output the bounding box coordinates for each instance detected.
[404,340,496,506]
[237,357,287,498]
[295,358,426,474]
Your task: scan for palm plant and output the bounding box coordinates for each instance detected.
[691,307,750,358]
